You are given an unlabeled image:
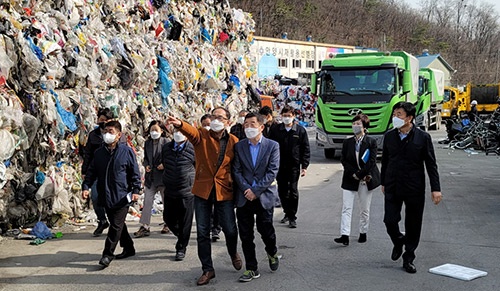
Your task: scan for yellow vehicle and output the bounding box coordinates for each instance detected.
[464,83,500,116]
[442,86,467,119]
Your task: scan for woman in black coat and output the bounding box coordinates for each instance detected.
[134,120,169,238]
[334,114,380,246]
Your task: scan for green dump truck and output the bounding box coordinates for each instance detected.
[415,68,444,130]
[311,51,419,158]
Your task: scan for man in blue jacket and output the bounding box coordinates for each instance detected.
[82,121,142,267]
[233,112,280,282]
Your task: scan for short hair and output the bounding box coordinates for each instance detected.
[147,120,167,135]
[280,105,295,115]
[212,106,231,120]
[105,120,122,132]
[352,113,370,128]
[393,101,416,119]
[244,112,266,125]
[97,108,114,120]
[259,106,273,116]
[239,109,248,115]
[200,114,211,123]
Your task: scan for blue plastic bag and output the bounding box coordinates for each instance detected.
[157,56,173,107]
[31,221,54,239]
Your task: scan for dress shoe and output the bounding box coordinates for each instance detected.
[175,251,185,261]
[196,271,215,285]
[334,235,349,246]
[403,261,417,273]
[93,221,110,237]
[115,249,135,260]
[99,256,113,267]
[391,244,403,261]
[358,233,367,243]
[231,253,243,270]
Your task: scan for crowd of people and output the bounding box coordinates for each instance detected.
[81,104,310,284]
[80,101,442,285]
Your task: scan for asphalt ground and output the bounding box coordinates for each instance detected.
[0,127,499,291]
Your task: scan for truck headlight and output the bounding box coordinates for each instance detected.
[317,132,328,143]
[443,109,450,113]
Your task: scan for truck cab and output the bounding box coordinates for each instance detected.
[312,51,419,158]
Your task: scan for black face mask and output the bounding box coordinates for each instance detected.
[98,122,106,129]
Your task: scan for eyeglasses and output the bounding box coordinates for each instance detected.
[210,115,228,121]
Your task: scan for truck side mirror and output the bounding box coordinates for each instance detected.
[402,70,411,94]
[311,72,318,95]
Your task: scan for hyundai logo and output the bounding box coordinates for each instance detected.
[347,108,363,116]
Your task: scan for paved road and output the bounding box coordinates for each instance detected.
[1,127,499,291]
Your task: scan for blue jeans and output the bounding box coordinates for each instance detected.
[194,193,238,272]
[91,181,107,224]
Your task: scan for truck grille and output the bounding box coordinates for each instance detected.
[320,103,391,133]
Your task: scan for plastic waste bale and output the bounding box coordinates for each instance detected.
[0,0,257,229]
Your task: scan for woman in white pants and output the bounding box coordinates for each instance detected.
[334,114,380,246]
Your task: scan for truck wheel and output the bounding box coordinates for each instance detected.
[324,149,336,159]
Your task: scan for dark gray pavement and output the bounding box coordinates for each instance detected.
[1,127,499,291]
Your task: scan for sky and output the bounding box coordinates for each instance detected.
[403,0,500,15]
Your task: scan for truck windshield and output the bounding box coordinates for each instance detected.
[320,68,396,103]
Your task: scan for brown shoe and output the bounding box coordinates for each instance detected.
[161,225,170,234]
[231,253,243,270]
[196,271,215,285]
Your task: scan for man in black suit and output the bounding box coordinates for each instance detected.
[381,102,442,274]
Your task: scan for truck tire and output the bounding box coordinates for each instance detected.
[324,149,336,159]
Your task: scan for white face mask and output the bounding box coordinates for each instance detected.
[103,133,117,144]
[210,119,225,132]
[237,116,245,124]
[282,117,294,125]
[173,131,186,143]
[352,125,363,135]
[244,127,260,139]
[392,116,406,129]
[204,126,211,131]
[150,131,161,140]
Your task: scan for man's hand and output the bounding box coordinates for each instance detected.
[157,164,164,170]
[132,194,140,202]
[301,169,307,177]
[166,116,182,127]
[431,191,442,205]
[381,186,385,194]
[82,190,90,200]
[145,165,151,172]
[244,189,257,201]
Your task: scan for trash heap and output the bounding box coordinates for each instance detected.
[260,78,317,126]
[0,0,256,230]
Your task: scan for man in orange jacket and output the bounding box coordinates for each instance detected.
[167,107,242,286]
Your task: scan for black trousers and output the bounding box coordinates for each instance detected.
[164,195,194,252]
[103,205,134,257]
[277,167,300,221]
[383,192,425,263]
[236,199,277,271]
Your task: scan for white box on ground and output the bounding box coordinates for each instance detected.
[428,263,487,281]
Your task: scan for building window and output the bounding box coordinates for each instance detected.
[293,59,301,68]
[279,58,288,68]
[306,60,314,69]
